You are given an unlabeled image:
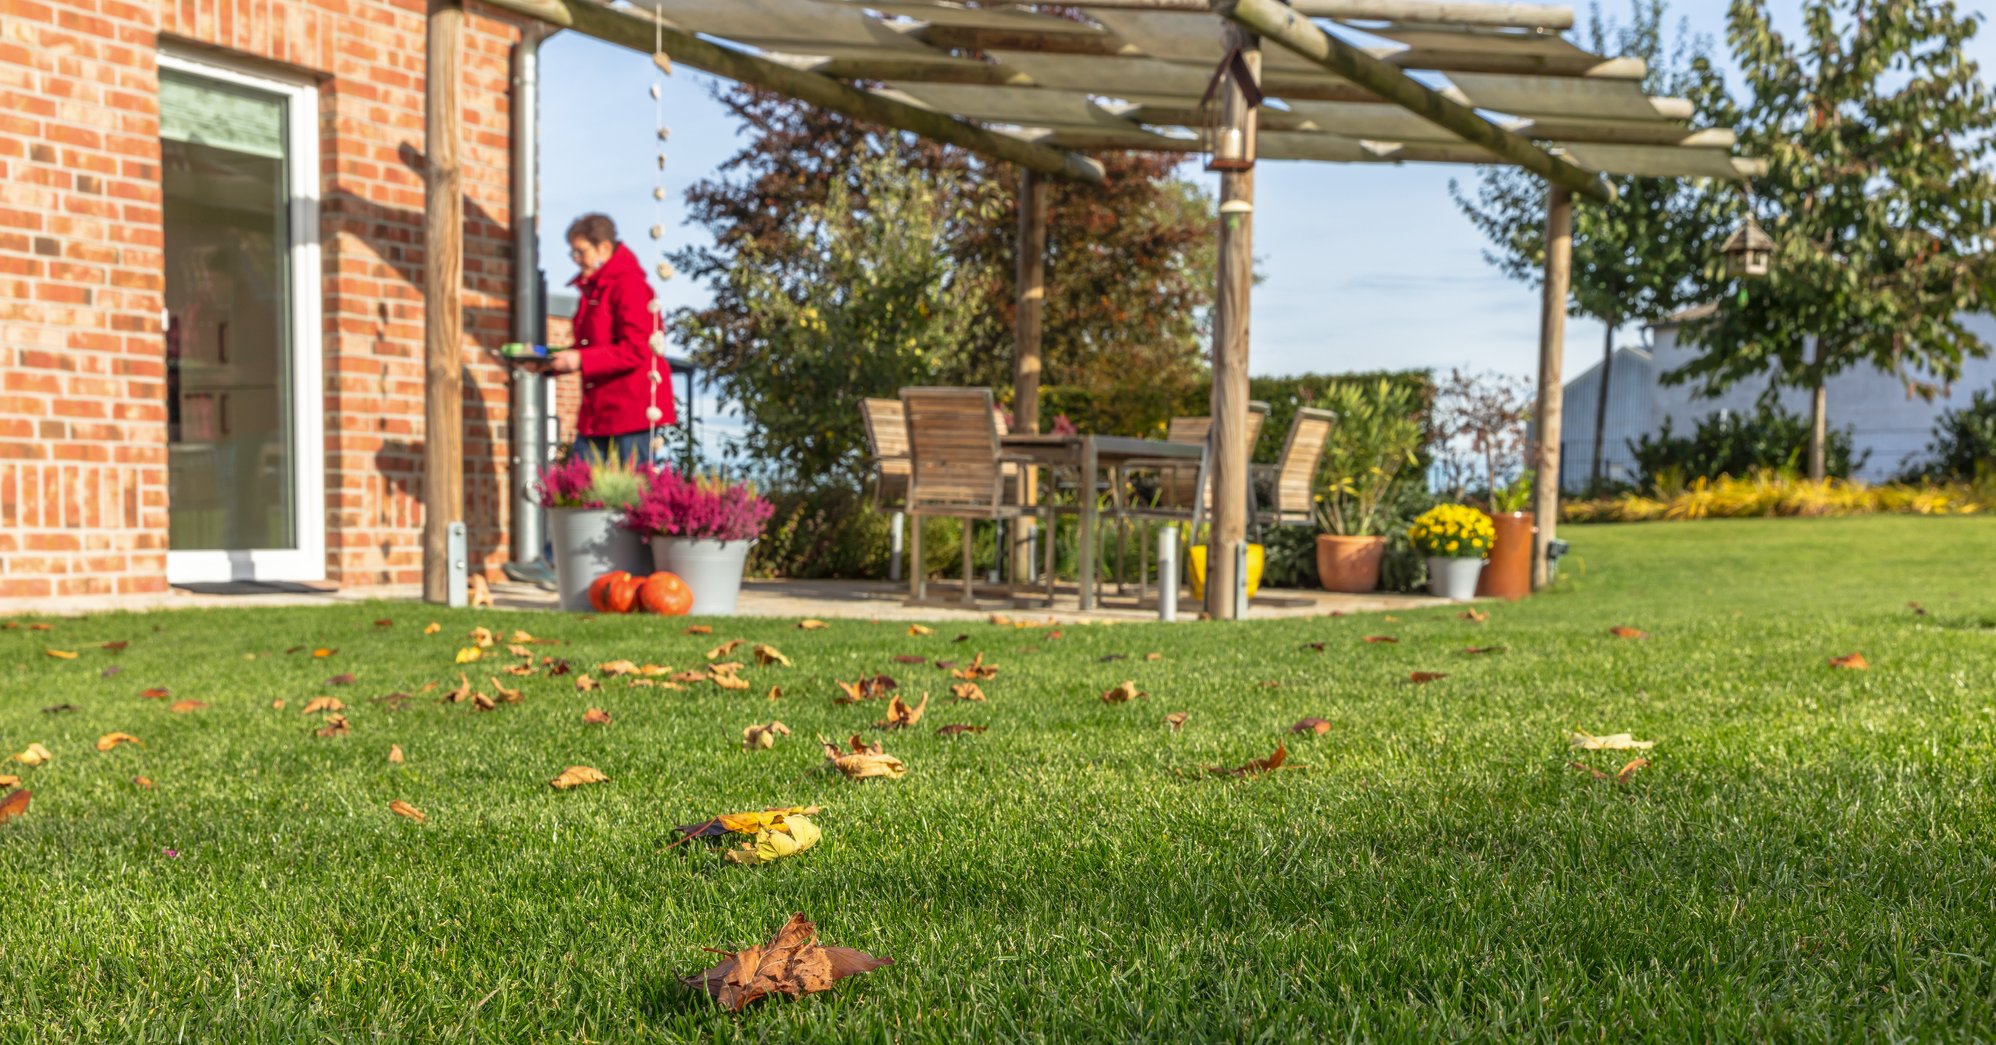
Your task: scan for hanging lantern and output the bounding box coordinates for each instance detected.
[1198,45,1261,172]
[1720,213,1774,278]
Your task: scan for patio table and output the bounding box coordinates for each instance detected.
[1001,434,1207,612]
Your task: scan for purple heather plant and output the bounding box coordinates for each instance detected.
[535,455,600,509]
[621,470,774,543]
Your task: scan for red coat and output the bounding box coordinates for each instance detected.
[567,242,675,437]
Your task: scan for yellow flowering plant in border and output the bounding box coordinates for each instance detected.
[1407,503,1495,559]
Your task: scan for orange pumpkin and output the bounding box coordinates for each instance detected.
[588,571,637,613]
[638,571,694,616]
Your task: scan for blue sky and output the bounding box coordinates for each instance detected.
[537,1,1995,396]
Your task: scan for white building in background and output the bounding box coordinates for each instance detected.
[1558,309,1996,489]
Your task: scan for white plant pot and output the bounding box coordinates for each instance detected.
[1426,556,1486,601]
[548,507,652,612]
[651,536,755,616]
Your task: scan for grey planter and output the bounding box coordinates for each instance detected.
[548,507,652,612]
[651,536,754,616]
[1426,556,1486,601]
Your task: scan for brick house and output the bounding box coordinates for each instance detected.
[0,0,540,604]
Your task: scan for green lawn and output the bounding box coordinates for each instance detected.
[4,515,1996,1041]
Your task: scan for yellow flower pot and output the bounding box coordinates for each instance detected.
[1188,543,1264,602]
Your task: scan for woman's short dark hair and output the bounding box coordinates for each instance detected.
[566,213,617,246]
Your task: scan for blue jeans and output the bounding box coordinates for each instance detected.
[577,432,651,469]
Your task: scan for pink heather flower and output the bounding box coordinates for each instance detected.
[621,470,774,543]
[535,455,600,509]
[1052,414,1078,437]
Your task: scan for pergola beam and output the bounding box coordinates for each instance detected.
[1219,0,1615,203]
[477,0,1104,182]
[1058,0,1575,30]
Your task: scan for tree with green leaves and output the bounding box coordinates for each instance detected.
[1451,0,1735,491]
[1674,0,1996,480]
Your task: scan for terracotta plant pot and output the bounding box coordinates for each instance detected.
[1476,511,1534,600]
[1314,534,1387,593]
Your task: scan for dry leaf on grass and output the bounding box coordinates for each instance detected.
[270,699,287,710]
[1363,636,1399,645]
[490,678,523,703]
[705,639,744,660]
[444,674,473,704]
[44,649,77,660]
[1830,652,1868,670]
[550,765,609,790]
[599,660,641,677]
[1609,626,1648,639]
[168,700,205,713]
[1211,744,1288,778]
[507,644,534,658]
[1908,601,1927,616]
[140,687,171,699]
[892,654,927,665]
[0,789,29,824]
[1463,645,1508,655]
[873,693,928,730]
[96,732,142,752]
[674,806,824,840]
[949,682,986,702]
[325,673,356,686]
[0,774,18,788]
[583,707,612,725]
[1144,652,1163,662]
[710,670,751,691]
[682,913,892,1012]
[316,715,350,738]
[41,704,76,715]
[1461,609,1489,623]
[471,692,496,712]
[388,745,405,764]
[822,735,907,780]
[1101,680,1148,704]
[834,676,897,704]
[951,653,998,680]
[313,648,337,658]
[742,721,791,750]
[907,624,933,637]
[723,815,821,865]
[1408,672,1449,684]
[469,627,496,649]
[1290,718,1331,735]
[575,674,598,693]
[1164,712,1189,732]
[133,776,152,789]
[936,724,986,736]
[454,647,483,664]
[798,619,828,630]
[754,644,791,668]
[1570,757,1650,785]
[389,800,426,824]
[1570,731,1655,751]
[1300,641,1326,652]
[301,697,346,715]
[423,622,442,635]
[686,624,713,635]
[374,619,395,628]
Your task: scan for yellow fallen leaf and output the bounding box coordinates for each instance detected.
[1569,731,1655,751]
[0,774,17,788]
[710,670,750,691]
[874,693,928,730]
[705,639,744,660]
[301,696,345,715]
[726,815,821,865]
[950,682,986,702]
[753,644,791,668]
[550,765,609,790]
[908,624,933,636]
[454,647,483,664]
[313,648,336,658]
[798,619,828,630]
[1144,652,1163,662]
[423,622,442,634]
[469,626,495,649]
[822,735,906,780]
[96,732,142,752]
[598,659,641,677]
[388,800,426,824]
[12,744,52,766]
[44,649,77,660]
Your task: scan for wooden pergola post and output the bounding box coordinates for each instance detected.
[1011,167,1049,582]
[1531,185,1572,590]
[1207,24,1260,620]
[422,0,464,604]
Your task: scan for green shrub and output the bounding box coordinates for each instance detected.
[1630,403,1867,487]
[1900,386,1996,482]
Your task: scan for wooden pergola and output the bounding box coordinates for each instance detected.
[424,0,1755,613]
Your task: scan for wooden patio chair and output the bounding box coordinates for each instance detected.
[1251,407,1335,536]
[859,397,911,509]
[900,387,1054,606]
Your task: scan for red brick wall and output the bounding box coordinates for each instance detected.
[0,0,533,601]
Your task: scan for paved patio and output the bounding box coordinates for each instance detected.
[2,577,1453,621]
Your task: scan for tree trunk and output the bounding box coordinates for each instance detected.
[1808,339,1827,481]
[1589,318,1614,491]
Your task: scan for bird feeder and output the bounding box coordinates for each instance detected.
[1199,45,1262,172]
[1721,213,1774,278]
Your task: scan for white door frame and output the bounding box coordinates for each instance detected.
[161,50,326,584]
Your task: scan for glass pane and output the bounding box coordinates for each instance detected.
[162,71,295,551]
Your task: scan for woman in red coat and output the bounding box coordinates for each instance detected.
[537,213,675,467]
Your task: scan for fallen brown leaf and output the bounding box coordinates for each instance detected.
[892,654,928,665]
[1164,711,1189,731]
[1616,757,1650,784]
[936,724,987,736]
[575,674,598,693]
[1363,636,1399,645]
[301,696,346,715]
[1609,626,1647,639]
[389,799,427,824]
[873,692,928,730]
[270,699,287,710]
[1830,652,1869,670]
[1144,652,1163,662]
[1463,645,1508,655]
[316,715,350,738]
[598,659,641,677]
[742,721,791,750]
[907,624,933,637]
[798,619,828,630]
[834,675,897,704]
[550,765,609,790]
[1908,601,1927,616]
[949,682,986,702]
[469,627,496,649]
[140,687,171,699]
[1461,609,1489,623]
[1290,718,1331,735]
[754,644,792,668]
[470,692,496,712]
[710,670,751,691]
[313,648,336,658]
[1211,744,1288,778]
[682,913,893,1013]
[133,776,152,789]
[705,639,744,660]
[168,700,205,714]
[96,732,142,752]
[0,789,29,824]
[1570,731,1655,751]
[821,735,906,780]
[44,649,77,660]
[507,644,534,658]
[951,653,998,681]
[0,775,17,788]
[686,624,713,635]
[388,745,405,764]
[374,619,395,628]
[444,673,473,703]
[1100,680,1148,703]
[326,673,356,686]
[423,622,442,635]
[1408,672,1448,684]
[583,707,612,725]
[490,677,523,703]
[1299,641,1326,652]
[41,704,76,715]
